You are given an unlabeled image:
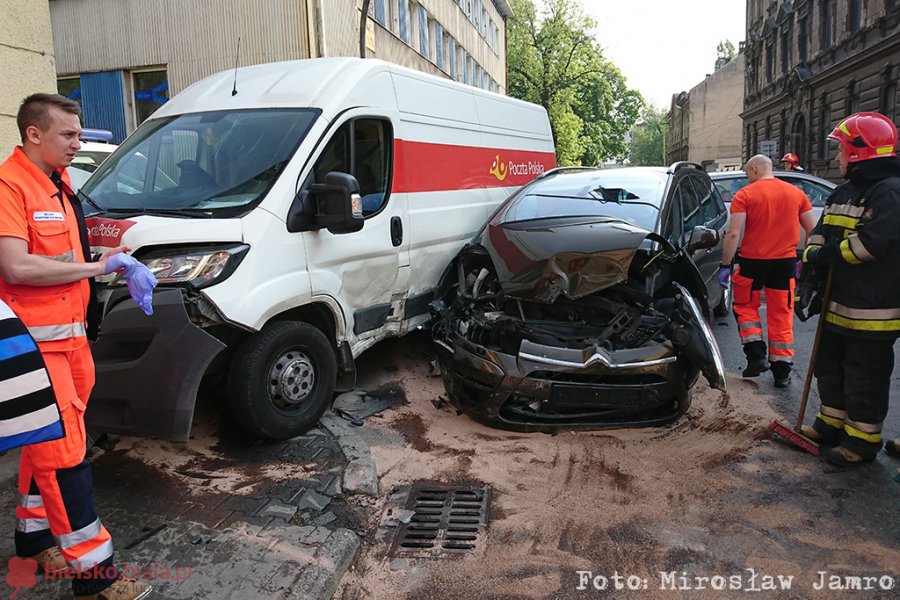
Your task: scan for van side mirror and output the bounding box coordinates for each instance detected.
[686,225,719,253]
[286,172,364,234]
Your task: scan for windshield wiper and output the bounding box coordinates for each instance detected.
[98,207,214,218]
[76,190,103,213]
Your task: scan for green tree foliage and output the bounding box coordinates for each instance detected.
[508,0,643,166]
[715,40,736,71]
[628,105,669,166]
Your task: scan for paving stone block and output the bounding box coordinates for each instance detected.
[261,502,298,520]
[297,489,331,511]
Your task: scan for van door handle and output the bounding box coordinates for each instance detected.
[390,216,403,247]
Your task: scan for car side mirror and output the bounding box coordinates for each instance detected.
[286,172,364,234]
[686,225,719,253]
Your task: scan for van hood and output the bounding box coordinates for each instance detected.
[86,215,243,254]
[477,219,652,303]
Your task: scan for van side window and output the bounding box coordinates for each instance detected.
[313,118,393,217]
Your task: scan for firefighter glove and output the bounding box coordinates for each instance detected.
[125,263,157,316]
[717,266,732,288]
[794,267,823,322]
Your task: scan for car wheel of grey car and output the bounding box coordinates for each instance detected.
[228,321,336,440]
[713,284,733,317]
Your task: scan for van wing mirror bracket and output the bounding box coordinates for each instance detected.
[286,172,365,234]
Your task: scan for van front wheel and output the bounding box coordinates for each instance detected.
[228,321,336,440]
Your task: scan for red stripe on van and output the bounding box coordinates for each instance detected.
[393,140,556,193]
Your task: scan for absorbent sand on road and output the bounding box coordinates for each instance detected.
[336,333,900,600]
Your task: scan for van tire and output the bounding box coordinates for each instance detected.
[228,321,336,440]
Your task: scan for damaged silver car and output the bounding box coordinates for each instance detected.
[431,164,728,432]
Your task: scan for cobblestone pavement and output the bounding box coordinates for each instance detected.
[0,411,369,600]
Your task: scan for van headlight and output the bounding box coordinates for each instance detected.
[113,244,250,289]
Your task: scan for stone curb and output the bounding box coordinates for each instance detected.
[320,412,380,498]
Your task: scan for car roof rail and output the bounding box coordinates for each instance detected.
[533,166,598,181]
[667,161,704,175]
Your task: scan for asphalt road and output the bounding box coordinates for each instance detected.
[710,306,900,443]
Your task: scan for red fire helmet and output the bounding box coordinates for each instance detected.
[828,112,898,163]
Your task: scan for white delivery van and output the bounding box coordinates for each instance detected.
[80,58,556,441]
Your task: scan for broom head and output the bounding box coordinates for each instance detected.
[768,420,820,456]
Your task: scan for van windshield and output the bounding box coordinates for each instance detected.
[81,108,319,217]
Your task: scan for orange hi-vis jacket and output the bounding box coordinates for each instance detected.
[0,147,90,351]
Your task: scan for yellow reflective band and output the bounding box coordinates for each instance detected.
[844,424,881,444]
[875,146,895,155]
[839,121,851,136]
[823,214,859,229]
[839,240,863,264]
[848,234,875,261]
[825,312,900,332]
[818,413,844,428]
[802,244,821,263]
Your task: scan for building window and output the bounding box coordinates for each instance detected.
[819,93,830,159]
[459,48,467,83]
[752,121,759,157]
[418,6,429,59]
[399,1,410,43]
[132,69,168,125]
[780,109,788,157]
[765,40,775,82]
[435,22,445,69]
[820,0,833,49]
[887,0,897,11]
[746,123,753,161]
[798,15,809,61]
[881,66,897,120]
[848,0,862,33]
[374,0,388,26]
[780,26,791,74]
[449,37,457,79]
[847,80,859,114]
[57,77,81,105]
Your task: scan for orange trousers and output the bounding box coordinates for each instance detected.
[14,344,118,595]
[732,258,796,364]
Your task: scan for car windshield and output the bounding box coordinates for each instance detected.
[81,108,319,216]
[498,170,665,231]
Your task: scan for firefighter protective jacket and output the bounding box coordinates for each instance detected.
[803,157,900,339]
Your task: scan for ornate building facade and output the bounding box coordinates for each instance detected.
[742,0,900,179]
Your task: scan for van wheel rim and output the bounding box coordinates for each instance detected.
[269,350,315,408]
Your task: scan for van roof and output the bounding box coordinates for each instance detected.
[154,58,542,121]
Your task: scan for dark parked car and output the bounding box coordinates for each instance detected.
[431,163,728,432]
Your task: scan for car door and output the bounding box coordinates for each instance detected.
[688,174,727,298]
[302,115,411,340]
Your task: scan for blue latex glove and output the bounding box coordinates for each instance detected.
[125,263,157,316]
[104,252,141,277]
[718,266,732,288]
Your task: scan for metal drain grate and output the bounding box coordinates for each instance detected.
[389,483,490,557]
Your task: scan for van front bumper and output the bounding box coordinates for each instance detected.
[86,288,226,442]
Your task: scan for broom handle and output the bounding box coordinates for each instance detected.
[796,267,834,432]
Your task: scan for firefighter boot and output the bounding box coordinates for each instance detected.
[771,362,792,388]
[800,425,839,448]
[74,578,152,600]
[29,547,68,575]
[886,437,900,458]
[822,445,877,467]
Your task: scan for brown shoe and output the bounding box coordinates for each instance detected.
[74,577,152,600]
[29,546,68,575]
[885,438,900,457]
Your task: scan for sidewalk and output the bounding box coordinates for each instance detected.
[0,411,375,600]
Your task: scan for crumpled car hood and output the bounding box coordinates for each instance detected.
[479,218,652,303]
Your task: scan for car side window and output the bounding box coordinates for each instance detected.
[789,179,830,208]
[312,117,393,217]
[689,175,722,224]
[663,185,683,247]
[680,176,704,233]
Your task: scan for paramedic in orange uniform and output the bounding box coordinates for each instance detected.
[719,154,818,387]
[0,94,150,600]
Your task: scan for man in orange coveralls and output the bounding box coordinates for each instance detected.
[718,154,818,388]
[0,94,151,600]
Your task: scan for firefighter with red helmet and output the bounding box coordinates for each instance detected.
[782,153,804,171]
[796,112,900,467]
